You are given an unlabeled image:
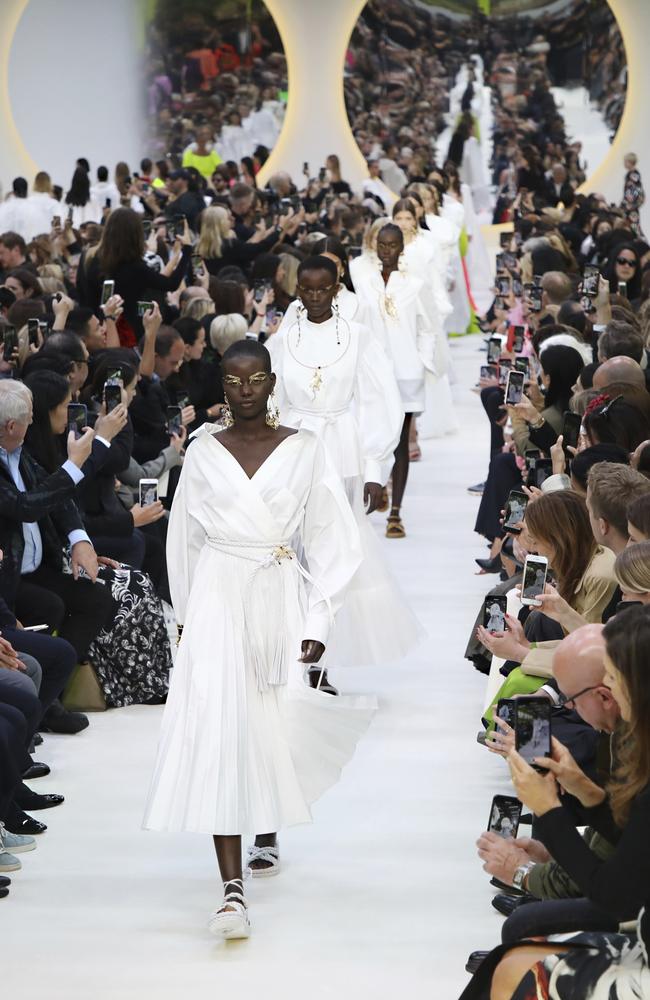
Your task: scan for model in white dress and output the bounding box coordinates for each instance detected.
[144,341,374,938]
[269,255,421,675]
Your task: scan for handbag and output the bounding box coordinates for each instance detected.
[62,661,107,712]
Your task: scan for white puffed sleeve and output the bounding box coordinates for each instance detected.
[354,324,402,485]
[300,436,363,646]
[165,437,207,624]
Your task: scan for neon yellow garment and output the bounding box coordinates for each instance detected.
[182,148,223,180]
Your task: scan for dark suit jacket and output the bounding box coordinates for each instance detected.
[0,450,85,607]
[129,376,172,463]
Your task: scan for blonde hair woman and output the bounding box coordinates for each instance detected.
[615,540,650,603]
[198,206,232,260]
[209,313,248,355]
[278,253,299,299]
[198,204,288,276]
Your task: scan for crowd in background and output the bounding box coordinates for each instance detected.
[144,0,286,175]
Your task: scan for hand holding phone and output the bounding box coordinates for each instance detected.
[503,489,528,534]
[483,595,508,632]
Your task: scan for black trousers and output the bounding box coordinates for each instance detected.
[4,630,77,715]
[0,703,27,820]
[16,564,115,660]
[502,897,619,944]
[0,671,41,794]
[480,385,506,457]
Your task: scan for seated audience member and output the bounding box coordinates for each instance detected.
[170,317,224,425]
[0,381,116,733]
[129,325,194,463]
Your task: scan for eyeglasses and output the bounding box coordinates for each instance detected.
[296,284,336,298]
[558,684,600,708]
[223,372,269,388]
[616,257,637,267]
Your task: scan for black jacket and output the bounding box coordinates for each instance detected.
[0,450,85,607]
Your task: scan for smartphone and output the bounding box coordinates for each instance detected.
[515,696,552,769]
[2,326,17,363]
[512,326,525,353]
[514,357,529,377]
[104,381,122,414]
[483,595,508,632]
[487,337,502,364]
[496,698,517,729]
[52,214,61,229]
[27,318,40,347]
[583,264,600,298]
[487,795,523,840]
[139,478,158,507]
[503,252,517,270]
[105,368,123,386]
[494,295,506,311]
[512,277,523,298]
[253,280,268,304]
[191,254,203,274]
[498,359,512,386]
[505,369,525,405]
[318,167,327,182]
[67,205,74,223]
[497,276,511,296]
[101,280,115,306]
[480,364,498,380]
[302,161,310,176]
[503,489,528,534]
[618,281,628,298]
[137,300,154,317]
[279,198,293,216]
[499,231,512,249]
[166,405,182,436]
[521,554,548,606]
[142,220,152,238]
[176,394,190,411]
[495,252,506,273]
[22,624,49,632]
[534,458,553,488]
[561,411,581,452]
[524,448,541,469]
[67,402,88,440]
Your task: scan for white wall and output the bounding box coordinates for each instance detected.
[1,0,144,193]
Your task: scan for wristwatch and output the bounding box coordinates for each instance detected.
[512,861,535,891]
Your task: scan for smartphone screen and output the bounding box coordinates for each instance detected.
[496,698,517,729]
[515,697,552,768]
[497,276,511,296]
[139,479,158,506]
[618,281,627,298]
[514,357,529,377]
[503,489,528,533]
[166,405,182,436]
[524,448,541,469]
[505,370,525,405]
[137,301,154,317]
[2,327,17,363]
[480,364,497,380]
[499,231,512,249]
[67,403,88,440]
[534,458,553,488]
[191,254,203,272]
[512,326,525,353]
[27,318,40,347]
[104,382,122,413]
[521,556,548,605]
[253,281,268,303]
[498,359,512,386]
[483,595,508,632]
[583,265,600,297]
[562,411,581,451]
[487,795,522,839]
[101,280,115,306]
[529,289,542,311]
[512,277,523,298]
[487,338,502,364]
[495,252,505,273]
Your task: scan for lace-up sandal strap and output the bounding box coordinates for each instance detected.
[246,844,280,877]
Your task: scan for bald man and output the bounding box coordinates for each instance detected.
[592,355,646,391]
[477,626,621,942]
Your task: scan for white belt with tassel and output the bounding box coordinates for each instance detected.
[205,537,332,692]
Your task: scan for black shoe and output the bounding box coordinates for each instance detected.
[0,876,10,888]
[475,554,502,573]
[14,785,64,811]
[520,813,533,825]
[489,876,526,896]
[492,893,535,916]
[40,701,89,735]
[5,809,47,836]
[0,887,8,899]
[22,762,51,780]
[33,733,43,746]
[465,950,490,974]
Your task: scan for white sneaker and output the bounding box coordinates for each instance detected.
[208,879,250,939]
[0,822,36,854]
[0,851,21,873]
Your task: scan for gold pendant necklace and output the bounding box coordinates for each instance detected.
[287,307,352,399]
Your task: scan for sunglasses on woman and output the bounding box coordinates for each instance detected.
[616,256,637,267]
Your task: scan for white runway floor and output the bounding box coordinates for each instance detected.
[5,335,517,999]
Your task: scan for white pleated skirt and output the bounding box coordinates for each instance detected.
[143,543,375,835]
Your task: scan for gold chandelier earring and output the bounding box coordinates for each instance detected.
[221,398,234,428]
[266,391,280,430]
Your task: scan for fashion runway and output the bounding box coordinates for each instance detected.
[4,336,513,999]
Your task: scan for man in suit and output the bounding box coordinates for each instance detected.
[0,381,115,733]
[544,163,574,208]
